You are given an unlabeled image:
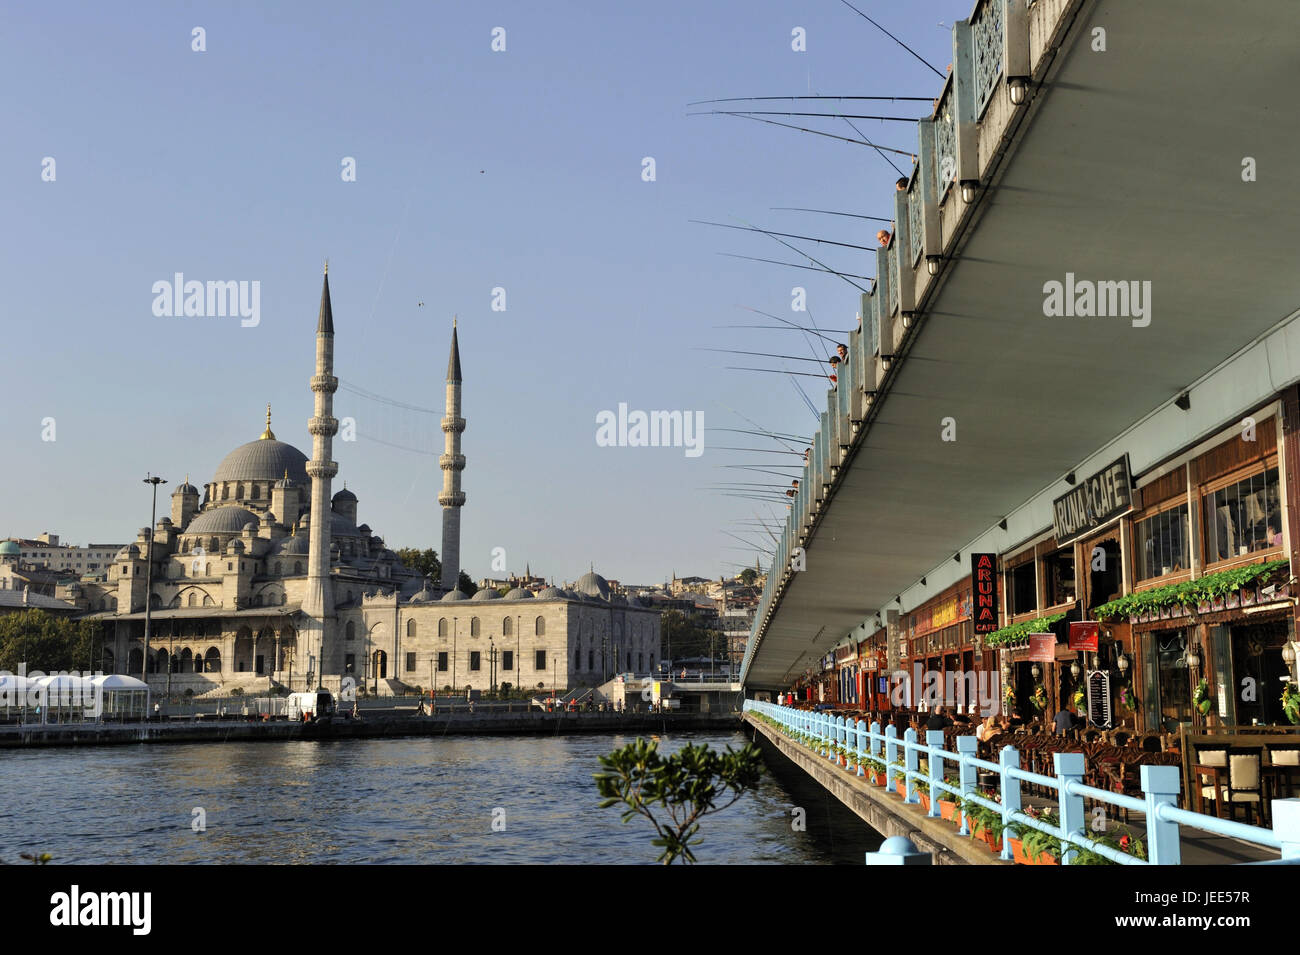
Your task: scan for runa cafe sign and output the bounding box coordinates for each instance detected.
[1051,455,1133,545]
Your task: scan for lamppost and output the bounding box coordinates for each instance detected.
[489,638,497,698]
[452,617,458,695]
[141,473,167,687]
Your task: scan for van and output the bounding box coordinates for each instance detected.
[286,689,335,721]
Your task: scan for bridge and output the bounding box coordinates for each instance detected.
[745,701,1300,865]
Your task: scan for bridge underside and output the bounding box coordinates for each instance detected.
[746,0,1300,688]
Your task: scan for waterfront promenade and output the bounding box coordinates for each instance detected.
[0,709,742,750]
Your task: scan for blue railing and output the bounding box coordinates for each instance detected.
[744,700,1300,865]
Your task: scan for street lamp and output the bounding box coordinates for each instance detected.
[141,474,167,686]
[1117,652,1129,673]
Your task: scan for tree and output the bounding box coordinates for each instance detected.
[661,609,724,662]
[0,610,104,673]
[395,548,440,583]
[594,738,764,864]
[457,570,477,597]
[739,567,758,586]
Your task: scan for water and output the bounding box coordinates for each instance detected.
[0,731,879,864]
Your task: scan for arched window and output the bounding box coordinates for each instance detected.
[204,647,222,672]
[575,649,581,670]
[275,561,282,575]
[251,484,260,500]
[253,593,263,607]
[149,593,161,608]
[280,592,287,606]
[638,652,644,671]
[407,619,417,638]
[535,616,545,636]
[626,652,631,670]
[294,561,303,575]
[503,617,513,637]
[588,649,594,671]
[470,617,480,637]
[438,618,448,637]
[236,482,245,498]
[346,621,355,640]
[202,594,214,607]
[221,484,230,501]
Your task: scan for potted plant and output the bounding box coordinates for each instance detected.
[1030,684,1048,713]
[1282,682,1300,725]
[1016,809,1061,865]
[1193,678,1212,717]
[1071,824,1147,864]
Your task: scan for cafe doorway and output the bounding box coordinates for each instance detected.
[1231,620,1290,726]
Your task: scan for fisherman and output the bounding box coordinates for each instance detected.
[876,229,892,247]
[828,354,840,385]
[836,343,848,365]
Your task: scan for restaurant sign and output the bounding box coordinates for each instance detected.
[971,553,998,634]
[1027,633,1056,662]
[1068,621,1100,652]
[1052,455,1133,545]
[1086,670,1112,729]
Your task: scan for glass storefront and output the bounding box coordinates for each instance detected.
[1203,467,1281,563]
[1230,619,1290,726]
[1143,628,1191,731]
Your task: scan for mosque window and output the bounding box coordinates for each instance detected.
[275,562,282,575]
[503,617,512,637]
[575,649,581,670]
[405,652,416,672]
[588,650,594,670]
[470,651,481,671]
[470,617,480,637]
[236,483,245,498]
[407,619,416,638]
[188,592,197,608]
[502,650,513,671]
[251,484,260,500]
[221,485,229,501]
[438,652,448,672]
[295,562,303,575]
[535,616,545,637]
[346,621,355,640]
[535,650,546,670]
[638,652,644,671]
[253,594,263,607]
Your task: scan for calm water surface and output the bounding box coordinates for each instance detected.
[0,732,879,864]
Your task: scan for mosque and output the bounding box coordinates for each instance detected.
[68,268,662,697]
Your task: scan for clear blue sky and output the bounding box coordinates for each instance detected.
[1,0,969,584]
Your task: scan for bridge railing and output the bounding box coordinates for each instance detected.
[744,700,1300,865]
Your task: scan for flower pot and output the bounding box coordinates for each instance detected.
[1158,605,1171,620]
[939,799,957,821]
[918,792,931,812]
[1211,595,1226,612]
[1197,600,1211,614]
[1011,837,1058,865]
[1240,586,1256,607]
[871,772,886,787]
[1225,590,1240,610]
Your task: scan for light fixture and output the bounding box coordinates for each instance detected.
[926,255,942,276]
[1065,471,1077,485]
[1008,77,1028,106]
[998,518,1008,531]
[1031,663,1041,680]
[1284,642,1296,666]
[960,180,978,204]
[1117,652,1129,673]
[894,595,902,605]
[953,552,961,563]
[881,354,893,371]
[1186,641,1201,669]
[1175,392,1191,411]
[1070,660,1081,679]
[920,576,927,586]
[864,391,876,407]
[901,311,916,329]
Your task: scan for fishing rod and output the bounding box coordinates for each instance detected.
[688,94,932,106]
[738,305,845,351]
[837,0,946,78]
[717,405,811,456]
[731,214,874,294]
[709,427,811,441]
[710,445,806,455]
[700,109,920,123]
[714,324,856,334]
[727,365,834,379]
[695,346,828,364]
[696,111,916,157]
[718,465,805,478]
[719,252,876,282]
[772,207,893,224]
[693,218,876,252]
[788,369,820,418]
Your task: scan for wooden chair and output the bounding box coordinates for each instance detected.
[1201,751,1264,824]
[1109,728,1134,747]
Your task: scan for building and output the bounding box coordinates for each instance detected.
[0,535,122,579]
[62,267,658,696]
[740,0,1300,737]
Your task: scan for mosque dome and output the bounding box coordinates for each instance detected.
[173,479,199,496]
[0,541,19,557]
[440,589,470,602]
[407,579,438,604]
[275,534,310,556]
[536,586,566,600]
[185,506,261,536]
[502,587,534,601]
[575,571,611,600]
[116,544,140,560]
[332,488,357,503]
[213,438,309,485]
[471,588,501,601]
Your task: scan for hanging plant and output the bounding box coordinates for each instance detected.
[1282,682,1300,725]
[1030,684,1047,712]
[1071,685,1086,710]
[1193,678,1212,716]
[1117,684,1136,712]
[1003,682,1016,713]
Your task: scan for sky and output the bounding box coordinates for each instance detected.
[0,0,972,585]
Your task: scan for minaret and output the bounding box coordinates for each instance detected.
[302,263,339,686]
[439,319,466,591]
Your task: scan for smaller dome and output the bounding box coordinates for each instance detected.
[471,588,501,601]
[0,541,19,557]
[575,571,611,600]
[276,473,296,489]
[173,481,199,496]
[241,521,257,534]
[502,587,534,601]
[407,579,438,604]
[440,589,469,602]
[277,535,310,556]
[536,586,566,600]
[333,488,357,502]
[227,539,245,554]
[116,544,140,560]
[357,524,372,534]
